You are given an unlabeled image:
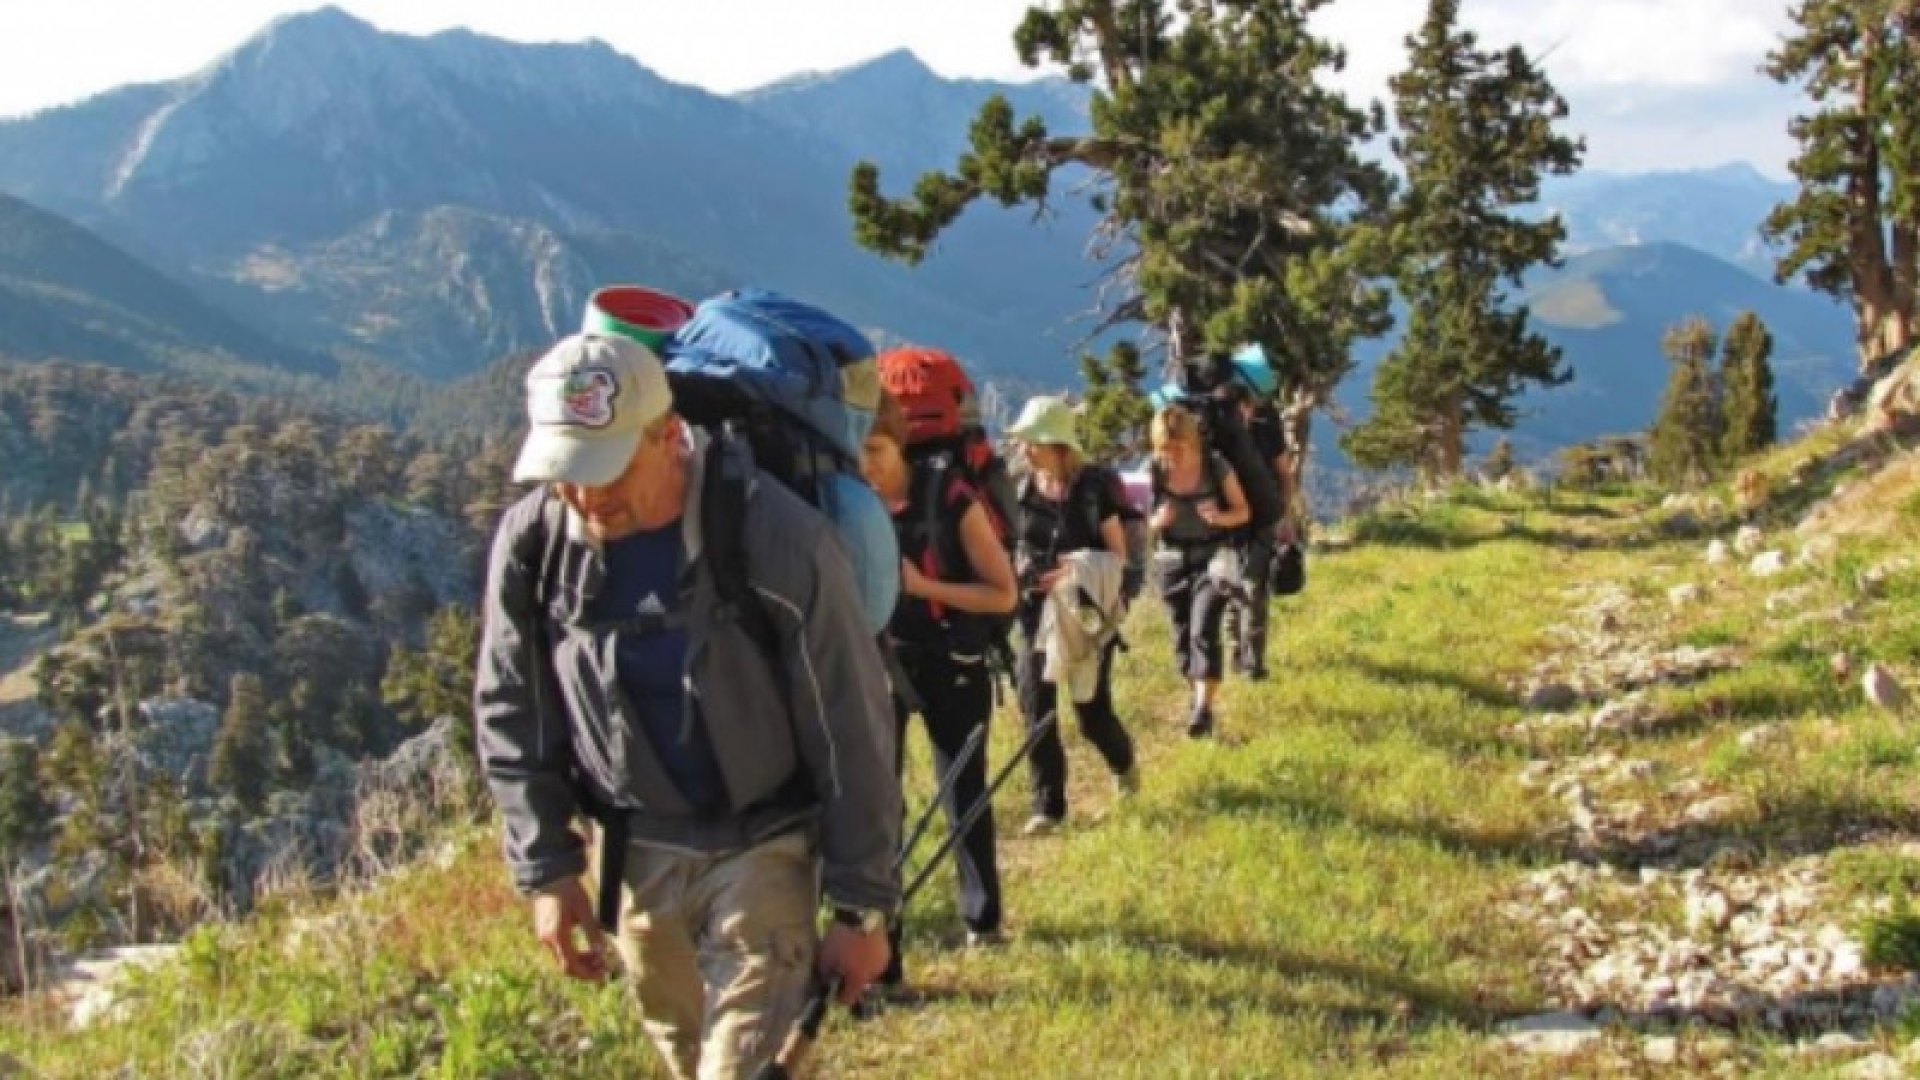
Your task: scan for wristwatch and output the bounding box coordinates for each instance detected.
[831,905,889,934]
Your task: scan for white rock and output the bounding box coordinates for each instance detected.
[1749,550,1789,577]
[1806,1032,1872,1057]
[1846,1053,1905,1080]
[1669,583,1705,607]
[1734,525,1765,555]
[1738,724,1783,749]
[1643,1035,1679,1064]
[1685,795,1746,824]
[1705,538,1730,565]
[1499,1011,1603,1055]
[1687,891,1734,933]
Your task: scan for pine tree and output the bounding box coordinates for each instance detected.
[382,605,483,765]
[0,741,48,857]
[209,673,271,812]
[1078,342,1154,461]
[849,0,1394,465]
[1719,311,1779,460]
[1343,0,1583,479]
[1648,317,1722,487]
[1765,1,1920,368]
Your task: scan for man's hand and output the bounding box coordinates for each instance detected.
[532,878,608,981]
[816,923,889,1004]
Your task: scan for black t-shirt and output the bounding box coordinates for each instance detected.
[890,464,984,649]
[1018,465,1124,569]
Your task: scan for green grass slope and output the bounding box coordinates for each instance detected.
[7,426,1920,1078]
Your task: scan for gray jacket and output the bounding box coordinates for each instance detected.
[473,435,902,913]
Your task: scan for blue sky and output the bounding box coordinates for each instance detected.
[0,0,1803,176]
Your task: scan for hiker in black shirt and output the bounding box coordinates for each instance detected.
[1220,381,1294,679]
[861,392,1016,975]
[1005,395,1139,835]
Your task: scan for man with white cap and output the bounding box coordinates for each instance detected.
[474,332,900,1080]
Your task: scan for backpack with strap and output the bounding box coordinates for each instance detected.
[880,346,1023,656]
[876,345,1019,558]
[659,288,899,632]
[1165,354,1286,533]
[896,450,1008,651]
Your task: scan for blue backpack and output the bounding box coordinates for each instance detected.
[661,288,899,633]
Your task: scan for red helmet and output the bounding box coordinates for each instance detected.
[876,346,980,444]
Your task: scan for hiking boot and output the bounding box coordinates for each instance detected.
[965,928,1007,949]
[1244,665,1269,682]
[1022,814,1062,836]
[1187,704,1215,739]
[1113,765,1141,798]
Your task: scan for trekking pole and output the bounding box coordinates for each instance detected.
[893,722,987,874]
[900,709,1060,909]
[756,712,1060,1080]
[754,975,840,1080]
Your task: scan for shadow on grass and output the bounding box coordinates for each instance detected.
[1149,777,1557,868]
[1567,977,1913,1041]
[1275,691,1530,764]
[1624,681,1834,745]
[1012,926,1530,1031]
[1350,658,1517,712]
[1576,790,1920,872]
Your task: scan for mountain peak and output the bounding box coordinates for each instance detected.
[251,5,381,50]
[855,48,936,78]
[741,48,937,98]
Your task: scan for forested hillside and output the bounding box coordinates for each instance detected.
[0,360,519,969]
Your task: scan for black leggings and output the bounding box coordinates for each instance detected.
[1158,550,1229,681]
[893,644,1001,932]
[1228,534,1274,673]
[1018,602,1134,820]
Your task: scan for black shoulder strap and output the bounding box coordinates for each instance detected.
[1204,452,1226,499]
[924,458,975,583]
[1076,465,1109,541]
[532,488,565,620]
[699,431,777,658]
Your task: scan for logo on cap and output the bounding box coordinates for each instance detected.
[531,368,620,429]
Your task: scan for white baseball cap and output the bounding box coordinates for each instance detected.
[512,333,673,486]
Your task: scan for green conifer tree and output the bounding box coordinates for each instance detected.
[1343,0,1583,479]
[1719,310,1779,460]
[1648,317,1722,487]
[1079,342,1154,461]
[209,673,271,813]
[1765,1,1920,368]
[849,0,1394,466]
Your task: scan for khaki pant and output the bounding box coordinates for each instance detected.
[604,829,819,1080]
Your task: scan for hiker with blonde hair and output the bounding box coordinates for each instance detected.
[1148,402,1249,738]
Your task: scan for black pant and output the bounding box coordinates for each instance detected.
[1157,549,1230,681]
[887,643,1001,979]
[1230,534,1274,674]
[1018,602,1135,820]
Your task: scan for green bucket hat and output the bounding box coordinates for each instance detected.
[1007,395,1083,454]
